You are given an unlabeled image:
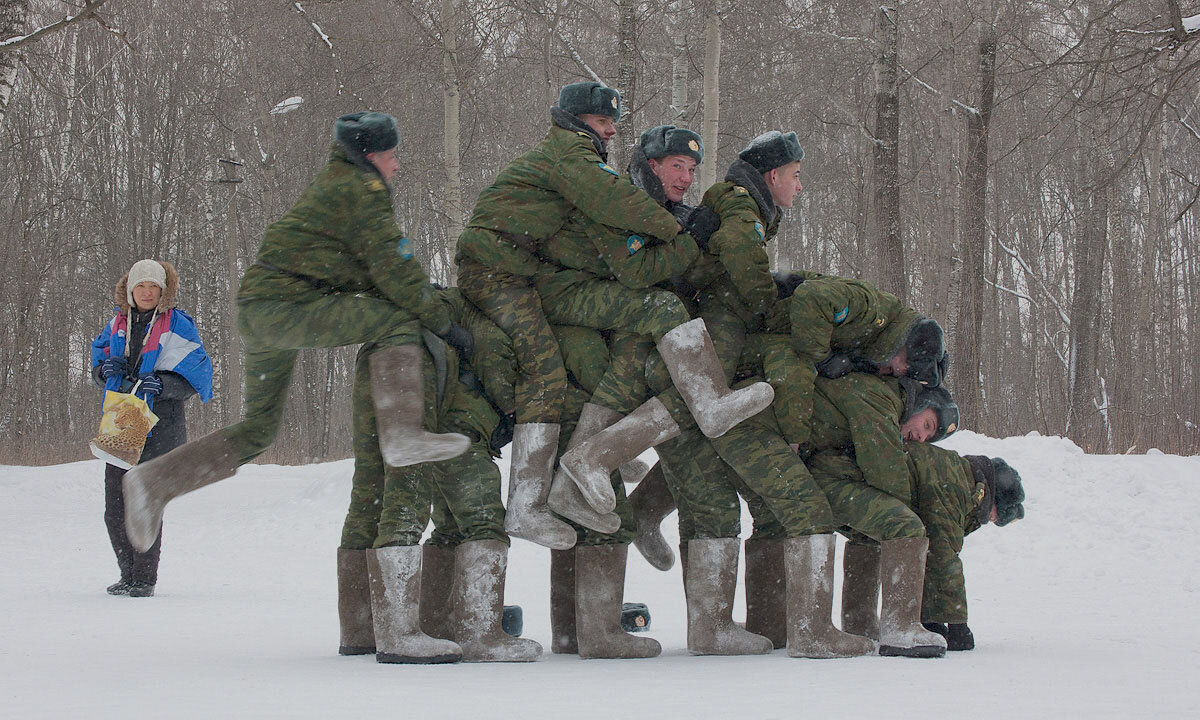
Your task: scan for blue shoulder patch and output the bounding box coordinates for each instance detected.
[598,162,619,177]
[627,235,644,255]
[753,221,765,240]
[833,306,849,324]
[397,237,414,260]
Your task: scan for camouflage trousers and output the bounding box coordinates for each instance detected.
[224,290,422,465]
[806,449,925,542]
[536,270,691,415]
[707,411,837,538]
[457,254,568,424]
[340,343,506,549]
[654,426,744,541]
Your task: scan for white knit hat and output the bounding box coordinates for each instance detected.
[126,259,167,308]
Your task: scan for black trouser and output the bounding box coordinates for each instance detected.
[104,464,162,584]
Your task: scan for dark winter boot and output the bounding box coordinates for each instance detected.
[550,548,578,654]
[655,319,775,438]
[122,430,240,553]
[628,463,677,571]
[106,580,133,596]
[366,545,462,664]
[504,423,576,550]
[743,537,786,649]
[574,544,661,659]
[368,345,469,467]
[419,544,456,640]
[558,398,681,516]
[548,403,622,533]
[337,548,376,655]
[878,537,947,658]
[451,540,542,662]
[841,541,881,640]
[126,582,155,597]
[685,538,773,655]
[783,535,875,658]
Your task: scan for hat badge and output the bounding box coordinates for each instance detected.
[688,139,700,152]
[946,422,957,434]
[610,96,619,108]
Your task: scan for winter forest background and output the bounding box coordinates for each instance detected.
[2,0,1198,464]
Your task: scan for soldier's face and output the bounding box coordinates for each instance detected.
[648,155,698,203]
[367,148,399,182]
[765,161,804,208]
[579,113,617,141]
[901,407,938,443]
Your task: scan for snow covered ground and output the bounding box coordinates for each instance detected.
[2,431,1197,719]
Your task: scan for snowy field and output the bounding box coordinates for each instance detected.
[2,430,1197,719]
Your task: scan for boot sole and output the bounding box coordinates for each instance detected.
[879,644,946,658]
[339,646,376,656]
[376,651,462,664]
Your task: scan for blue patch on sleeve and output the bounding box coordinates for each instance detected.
[397,237,414,260]
[598,162,619,177]
[627,235,644,255]
[753,221,765,240]
[833,306,848,324]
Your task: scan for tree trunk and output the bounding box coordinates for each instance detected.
[952,0,996,432]
[870,6,904,302]
[442,0,462,283]
[612,0,638,170]
[700,5,721,191]
[0,0,29,131]
[669,0,688,124]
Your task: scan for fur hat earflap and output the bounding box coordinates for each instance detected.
[639,125,703,163]
[737,130,804,173]
[904,317,948,387]
[558,81,621,119]
[115,259,178,313]
[335,112,400,155]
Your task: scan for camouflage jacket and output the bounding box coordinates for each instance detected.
[238,144,447,332]
[679,159,781,328]
[786,273,921,368]
[904,441,985,623]
[801,372,912,506]
[456,111,681,277]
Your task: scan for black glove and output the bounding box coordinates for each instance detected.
[680,206,720,252]
[946,623,974,651]
[922,622,948,637]
[136,372,163,397]
[490,412,516,453]
[100,357,127,381]
[815,353,853,379]
[772,271,805,299]
[440,322,475,361]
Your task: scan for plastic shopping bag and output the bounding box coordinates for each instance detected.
[89,388,159,469]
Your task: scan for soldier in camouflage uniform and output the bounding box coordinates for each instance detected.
[764,271,950,447]
[454,81,690,552]
[121,113,470,663]
[841,442,1026,652]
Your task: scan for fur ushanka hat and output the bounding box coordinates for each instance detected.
[737,130,805,173]
[639,125,704,164]
[558,81,621,119]
[335,112,400,155]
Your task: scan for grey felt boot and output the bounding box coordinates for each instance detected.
[122,431,240,553]
[504,423,576,550]
[337,548,376,655]
[419,544,456,640]
[628,463,677,571]
[451,540,542,662]
[878,537,947,658]
[550,548,578,654]
[368,345,469,467]
[744,537,786,649]
[656,319,775,438]
[685,538,773,655]
[841,541,881,640]
[559,398,681,515]
[783,535,875,658]
[366,546,462,664]
[574,544,661,659]
[548,403,622,533]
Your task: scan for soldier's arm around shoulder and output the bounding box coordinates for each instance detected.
[549,136,681,241]
[705,190,776,317]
